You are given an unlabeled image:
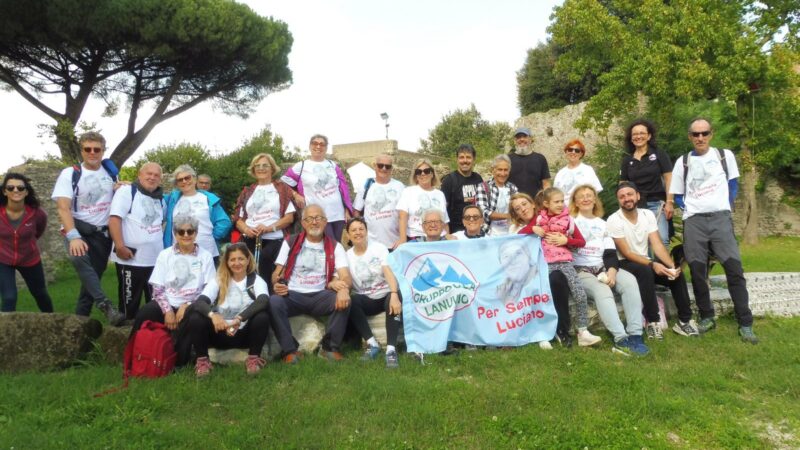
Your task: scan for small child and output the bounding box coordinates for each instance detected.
[520,187,601,347]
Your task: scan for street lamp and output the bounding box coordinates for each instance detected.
[380,112,389,139]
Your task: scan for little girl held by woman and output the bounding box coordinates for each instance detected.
[519,187,601,347]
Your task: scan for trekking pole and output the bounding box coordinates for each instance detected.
[254,234,262,262]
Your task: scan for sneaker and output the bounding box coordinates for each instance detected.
[627,335,651,356]
[646,322,664,340]
[739,326,759,344]
[697,317,717,334]
[195,356,212,377]
[319,349,345,362]
[385,350,399,369]
[361,345,381,361]
[673,320,700,337]
[577,329,602,347]
[441,343,458,356]
[246,355,267,375]
[282,351,302,365]
[538,340,553,350]
[612,337,633,356]
[556,330,573,348]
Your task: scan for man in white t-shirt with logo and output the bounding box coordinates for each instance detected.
[269,204,352,363]
[668,118,756,344]
[353,153,404,249]
[51,131,124,325]
[109,162,165,320]
[281,134,354,242]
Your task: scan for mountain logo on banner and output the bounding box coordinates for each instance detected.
[405,252,478,322]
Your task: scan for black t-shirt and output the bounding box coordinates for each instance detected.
[440,171,483,233]
[619,147,672,205]
[508,152,550,198]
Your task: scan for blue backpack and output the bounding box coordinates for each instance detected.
[70,159,119,211]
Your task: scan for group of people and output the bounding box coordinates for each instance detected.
[0,116,757,377]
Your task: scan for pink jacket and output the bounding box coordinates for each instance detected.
[520,208,585,263]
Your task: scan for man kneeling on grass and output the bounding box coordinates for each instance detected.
[269,204,352,363]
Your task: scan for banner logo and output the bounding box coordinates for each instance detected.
[406,251,478,321]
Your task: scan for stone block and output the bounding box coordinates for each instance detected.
[96,325,133,364]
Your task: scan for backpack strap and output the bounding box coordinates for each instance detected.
[246,272,257,300]
[71,165,82,212]
[127,184,139,215]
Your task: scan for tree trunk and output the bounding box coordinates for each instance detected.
[739,144,759,245]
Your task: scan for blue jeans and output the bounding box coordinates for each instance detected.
[0,262,54,312]
[646,200,669,248]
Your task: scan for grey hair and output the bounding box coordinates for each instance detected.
[309,134,329,146]
[422,208,444,222]
[302,204,327,219]
[171,164,197,186]
[173,215,199,233]
[491,154,511,169]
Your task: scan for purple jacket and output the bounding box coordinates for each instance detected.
[281,159,354,215]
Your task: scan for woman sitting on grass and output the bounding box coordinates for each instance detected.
[345,218,402,369]
[183,243,271,377]
[132,215,216,367]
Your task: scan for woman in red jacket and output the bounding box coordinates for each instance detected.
[0,173,53,312]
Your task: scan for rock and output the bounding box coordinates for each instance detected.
[0,312,102,373]
[366,314,404,347]
[96,325,132,364]
[210,315,327,363]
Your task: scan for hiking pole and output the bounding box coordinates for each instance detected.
[254,233,262,263]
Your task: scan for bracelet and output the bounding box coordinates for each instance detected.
[66,229,82,240]
[648,261,654,269]
[271,225,276,233]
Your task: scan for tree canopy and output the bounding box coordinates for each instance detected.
[0,0,293,166]
[419,104,512,163]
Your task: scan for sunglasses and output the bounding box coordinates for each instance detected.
[82,147,103,154]
[565,147,582,154]
[463,215,482,221]
[311,141,327,147]
[376,163,393,170]
[176,228,197,236]
[690,131,712,138]
[414,168,433,176]
[176,175,193,183]
[4,185,27,192]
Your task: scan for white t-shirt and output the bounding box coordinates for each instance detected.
[201,274,269,329]
[51,164,115,226]
[553,163,603,206]
[353,178,404,248]
[573,215,615,267]
[109,184,165,266]
[395,185,449,239]
[149,246,216,309]
[243,184,296,240]
[346,241,390,299]
[172,192,218,257]
[275,239,348,293]
[669,148,740,219]
[606,208,658,260]
[282,159,346,221]
[489,185,511,236]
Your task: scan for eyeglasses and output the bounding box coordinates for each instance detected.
[82,147,103,154]
[176,228,197,236]
[311,140,327,147]
[414,168,433,176]
[422,220,442,226]
[176,175,193,184]
[376,163,393,170]
[565,147,582,154]
[690,131,712,138]
[463,215,482,222]
[303,216,326,224]
[253,163,271,170]
[4,185,26,192]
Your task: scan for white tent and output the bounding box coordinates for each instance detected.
[347,162,376,194]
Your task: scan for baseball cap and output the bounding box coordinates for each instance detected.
[514,127,532,137]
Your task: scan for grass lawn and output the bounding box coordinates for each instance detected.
[2,240,799,449]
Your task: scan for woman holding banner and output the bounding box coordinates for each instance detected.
[345,217,402,369]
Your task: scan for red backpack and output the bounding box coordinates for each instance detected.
[124,320,176,379]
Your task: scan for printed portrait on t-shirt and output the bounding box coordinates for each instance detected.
[250,188,268,213]
[140,196,159,226]
[80,173,110,207]
[174,197,194,221]
[687,158,710,192]
[312,164,336,191]
[496,188,510,213]
[295,246,325,277]
[167,257,196,289]
[413,192,442,217]
[354,256,382,288]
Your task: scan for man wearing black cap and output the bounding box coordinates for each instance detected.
[508,127,551,198]
[607,181,698,340]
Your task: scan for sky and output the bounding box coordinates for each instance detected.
[0,0,562,172]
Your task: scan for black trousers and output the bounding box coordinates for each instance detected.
[131,301,193,367]
[619,259,693,323]
[349,292,401,347]
[115,264,154,320]
[549,270,571,335]
[183,309,271,358]
[242,237,283,293]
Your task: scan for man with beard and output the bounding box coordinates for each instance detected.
[507,127,551,198]
[109,162,165,319]
[607,182,698,340]
[441,144,483,233]
[269,204,352,362]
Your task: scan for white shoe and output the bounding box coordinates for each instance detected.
[577,329,602,347]
[538,340,553,350]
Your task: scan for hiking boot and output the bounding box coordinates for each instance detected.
[361,345,381,361]
[385,350,399,369]
[556,330,573,348]
[697,317,717,334]
[195,356,212,377]
[627,335,651,356]
[246,355,266,375]
[538,340,553,350]
[98,300,125,327]
[577,329,602,347]
[282,351,302,365]
[739,326,759,344]
[673,320,700,337]
[646,322,664,340]
[612,337,633,357]
[319,349,345,362]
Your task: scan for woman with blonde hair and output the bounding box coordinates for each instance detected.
[396,158,449,243]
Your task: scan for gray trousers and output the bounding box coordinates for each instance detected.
[577,269,644,341]
[269,290,350,353]
[684,210,752,326]
[66,231,112,316]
